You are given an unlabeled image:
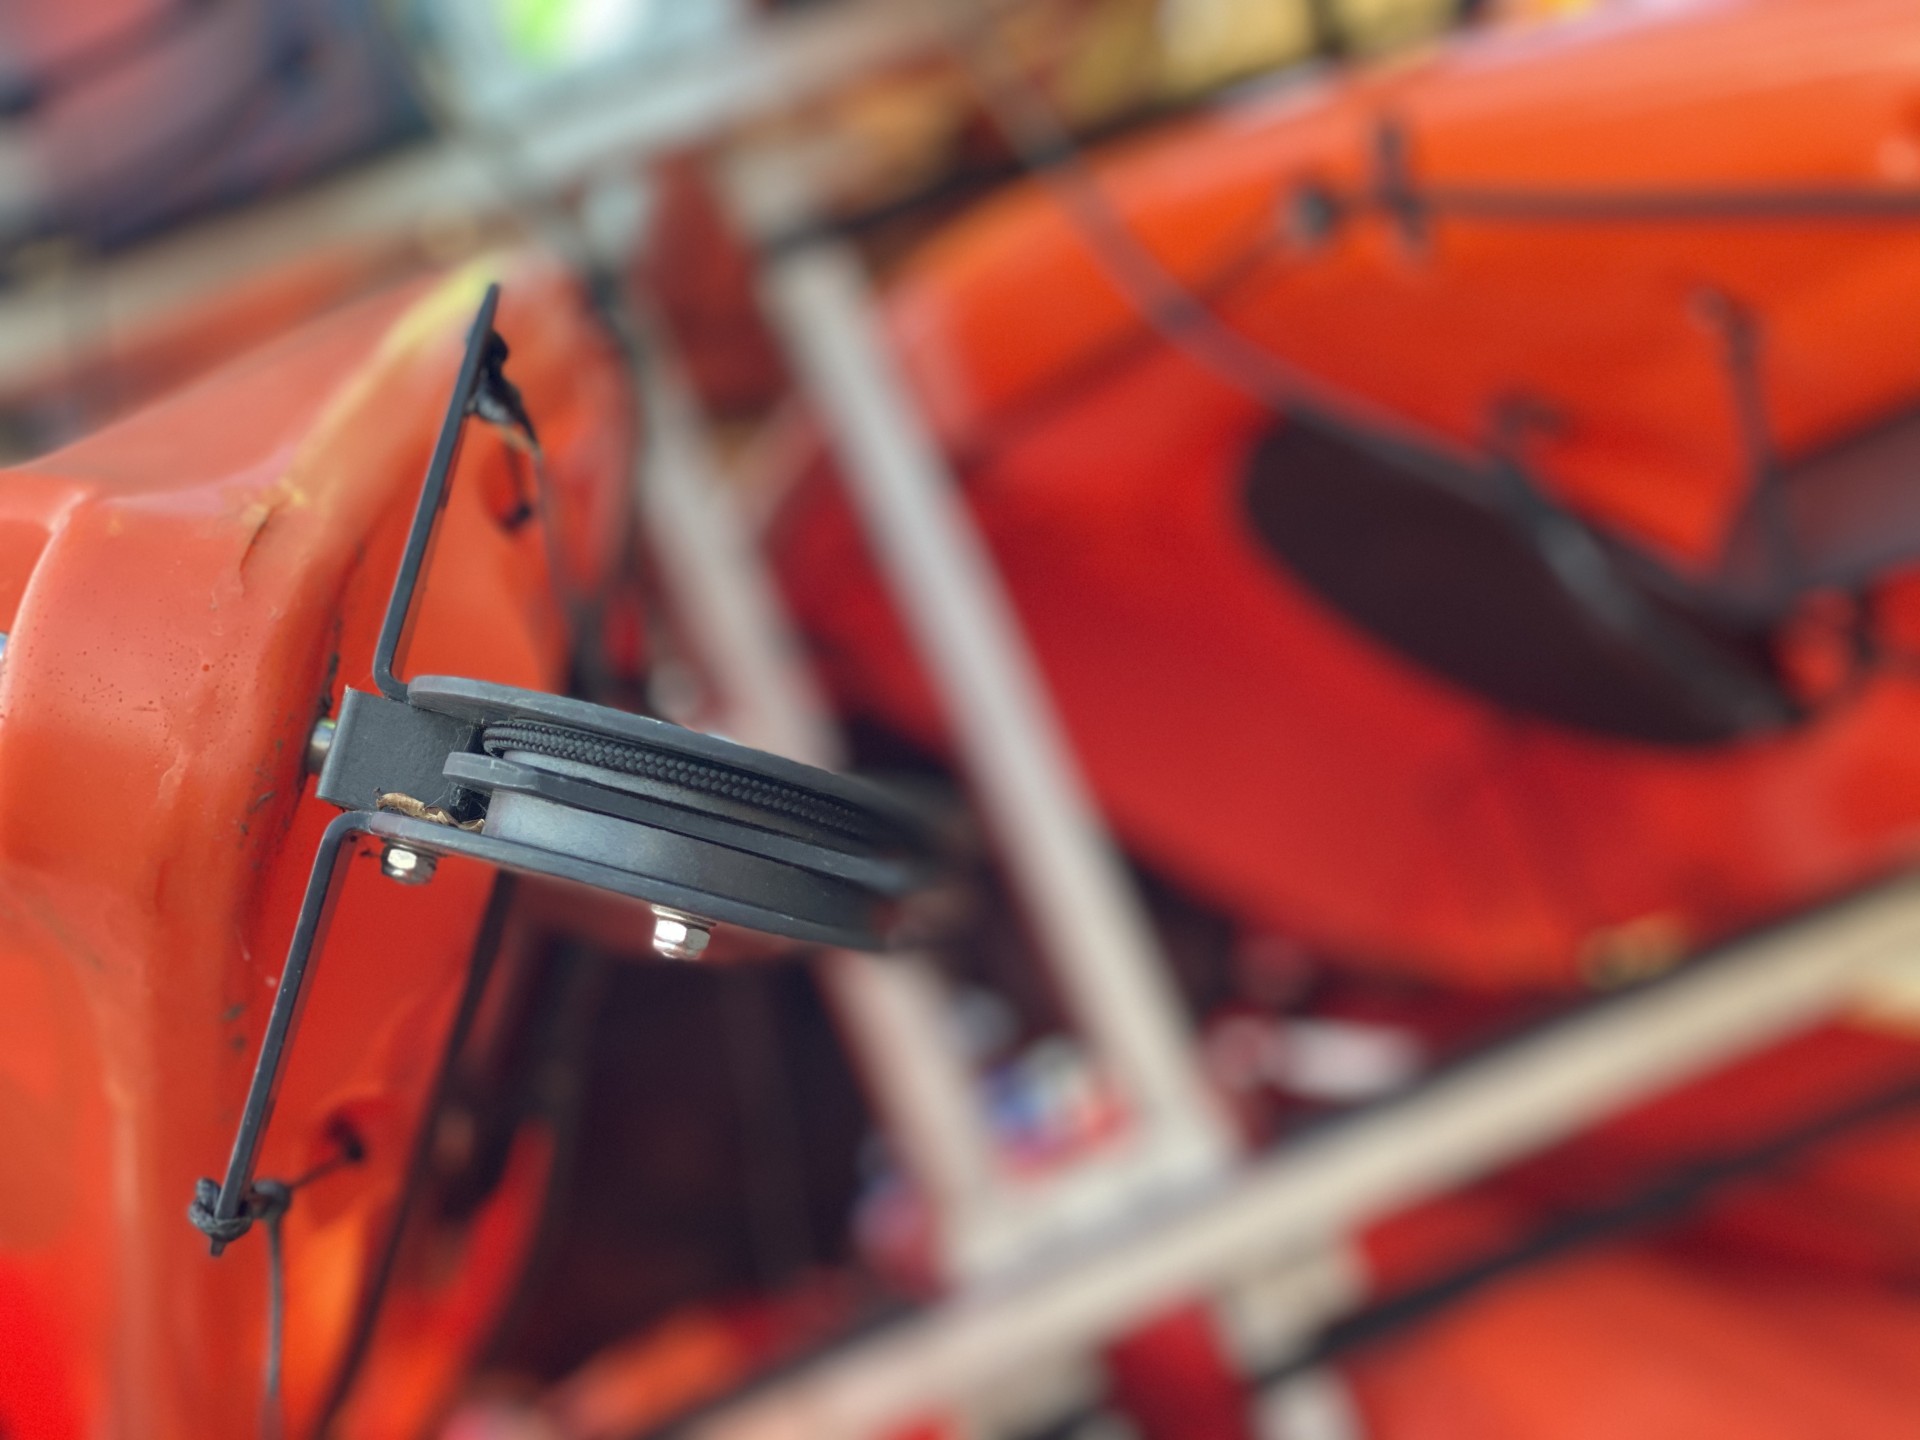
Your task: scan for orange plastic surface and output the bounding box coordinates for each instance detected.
[1348,1246,1920,1440]
[0,255,632,1438]
[1345,1024,1920,1436]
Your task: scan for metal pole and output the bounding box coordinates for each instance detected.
[732,155,1233,1202]
[635,320,1009,1269]
[635,327,844,768]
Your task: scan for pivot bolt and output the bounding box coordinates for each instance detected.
[306,716,337,776]
[380,842,436,886]
[650,907,712,960]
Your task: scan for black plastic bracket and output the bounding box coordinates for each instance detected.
[315,688,477,818]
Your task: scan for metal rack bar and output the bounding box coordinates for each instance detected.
[732,156,1234,1225]
[691,875,1920,1439]
[633,315,1010,1269]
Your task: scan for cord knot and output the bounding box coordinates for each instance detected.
[187,1177,253,1245]
[248,1178,293,1226]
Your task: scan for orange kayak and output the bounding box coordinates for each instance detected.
[777,0,1920,988]
[0,257,632,1439]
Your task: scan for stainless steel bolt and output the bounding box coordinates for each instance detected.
[380,842,435,886]
[307,716,337,776]
[649,906,712,960]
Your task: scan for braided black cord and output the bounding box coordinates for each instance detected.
[251,1180,292,1440]
[480,720,893,843]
